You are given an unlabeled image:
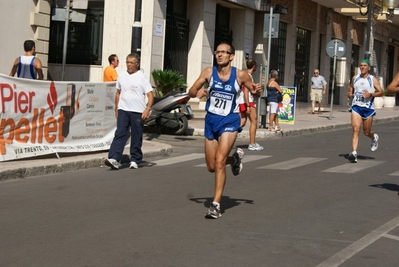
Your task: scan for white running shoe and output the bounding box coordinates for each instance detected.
[205,203,222,219]
[248,142,264,151]
[231,148,244,176]
[105,158,120,170]
[371,134,379,152]
[129,161,138,169]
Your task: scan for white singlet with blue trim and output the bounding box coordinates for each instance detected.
[206,66,241,116]
[17,56,36,79]
[351,74,375,109]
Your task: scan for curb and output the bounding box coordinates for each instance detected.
[0,142,173,181]
[190,115,399,139]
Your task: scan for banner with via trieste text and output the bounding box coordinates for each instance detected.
[0,74,117,162]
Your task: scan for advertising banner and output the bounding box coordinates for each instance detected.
[278,86,297,124]
[0,74,117,161]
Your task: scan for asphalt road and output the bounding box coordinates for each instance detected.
[1,121,399,267]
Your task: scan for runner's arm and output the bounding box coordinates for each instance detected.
[386,71,399,95]
[188,67,212,99]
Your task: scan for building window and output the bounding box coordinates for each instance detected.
[294,27,311,102]
[270,22,287,85]
[49,0,104,65]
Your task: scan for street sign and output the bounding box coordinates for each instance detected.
[263,14,280,38]
[52,8,87,23]
[325,39,346,120]
[72,0,88,9]
[326,39,346,58]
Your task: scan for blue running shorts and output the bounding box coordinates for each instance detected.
[204,112,240,140]
[350,105,376,119]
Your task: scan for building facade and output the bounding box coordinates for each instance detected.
[1,0,399,106]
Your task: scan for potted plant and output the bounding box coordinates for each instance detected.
[151,69,187,97]
[383,89,396,108]
[373,93,384,109]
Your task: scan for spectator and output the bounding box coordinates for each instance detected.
[103,54,119,82]
[9,40,43,80]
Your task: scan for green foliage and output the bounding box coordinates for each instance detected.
[151,69,186,97]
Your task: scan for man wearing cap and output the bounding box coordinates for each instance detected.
[309,69,327,114]
[347,59,383,163]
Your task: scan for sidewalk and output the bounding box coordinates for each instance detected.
[1,102,399,180]
[190,102,399,139]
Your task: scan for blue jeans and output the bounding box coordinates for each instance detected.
[108,109,144,163]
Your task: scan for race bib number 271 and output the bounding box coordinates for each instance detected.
[208,91,234,116]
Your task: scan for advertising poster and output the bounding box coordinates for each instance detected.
[0,74,117,161]
[277,86,297,124]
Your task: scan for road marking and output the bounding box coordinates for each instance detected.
[389,170,399,176]
[194,155,271,167]
[322,160,385,173]
[151,153,204,166]
[257,157,327,170]
[316,215,399,267]
[383,234,399,241]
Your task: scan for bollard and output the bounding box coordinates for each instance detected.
[259,97,268,128]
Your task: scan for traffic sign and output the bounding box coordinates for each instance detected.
[326,39,346,58]
[263,14,280,38]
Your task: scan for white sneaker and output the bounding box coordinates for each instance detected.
[231,148,244,176]
[129,161,138,169]
[105,158,119,170]
[371,134,379,152]
[248,142,264,151]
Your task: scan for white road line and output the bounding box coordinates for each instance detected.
[257,157,327,170]
[383,234,399,241]
[322,161,385,173]
[316,215,399,267]
[389,170,399,176]
[194,155,271,167]
[151,153,204,166]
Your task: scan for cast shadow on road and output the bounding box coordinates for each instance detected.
[340,153,375,162]
[369,183,399,196]
[189,196,254,212]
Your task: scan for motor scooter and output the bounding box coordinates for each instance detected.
[145,91,194,135]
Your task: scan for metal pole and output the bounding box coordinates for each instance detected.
[364,0,372,60]
[329,40,338,120]
[258,6,274,127]
[265,6,273,91]
[61,0,71,81]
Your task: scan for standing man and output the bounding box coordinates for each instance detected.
[309,69,327,114]
[347,59,383,163]
[103,54,119,81]
[238,58,263,151]
[9,40,44,80]
[188,42,260,219]
[105,53,154,170]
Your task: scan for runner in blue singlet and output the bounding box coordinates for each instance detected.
[188,42,261,219]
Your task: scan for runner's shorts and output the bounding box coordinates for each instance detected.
[204,112,240,140]
[350,105,376,119]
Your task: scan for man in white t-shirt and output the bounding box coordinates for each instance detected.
[105,53,154,170]
[309,69,327,114]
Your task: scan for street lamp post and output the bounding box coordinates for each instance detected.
[364,0,373,60]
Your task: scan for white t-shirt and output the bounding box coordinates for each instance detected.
[116,71,153,113]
